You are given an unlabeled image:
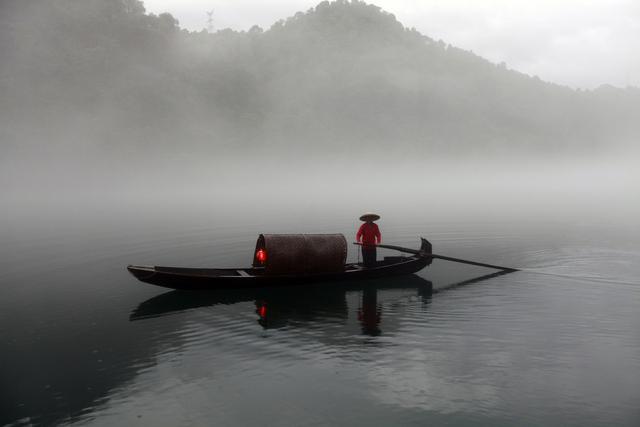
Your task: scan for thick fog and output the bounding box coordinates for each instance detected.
[1,0,639,225]
[144,0,640,89]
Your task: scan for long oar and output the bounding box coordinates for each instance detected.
[354,242,518,272]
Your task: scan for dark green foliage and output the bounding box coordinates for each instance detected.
[1,0,638,157]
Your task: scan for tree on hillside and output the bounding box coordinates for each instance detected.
[1,0,637,155]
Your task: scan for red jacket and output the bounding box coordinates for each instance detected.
[356,222,381,246]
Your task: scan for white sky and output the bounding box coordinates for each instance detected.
[143,0,640,89]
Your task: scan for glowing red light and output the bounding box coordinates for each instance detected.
[256,249,267,263]
[258,305,267,318]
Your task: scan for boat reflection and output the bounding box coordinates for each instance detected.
[131,275,432,332]
[247,275,432,335]
[131,270,513,336]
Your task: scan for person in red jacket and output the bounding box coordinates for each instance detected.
[356,212,382,268]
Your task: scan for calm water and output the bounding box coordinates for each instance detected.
[2,208,640,426]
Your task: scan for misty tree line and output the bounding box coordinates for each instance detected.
[1,0,638,159]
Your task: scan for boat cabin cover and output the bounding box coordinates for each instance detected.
[253,234,348,275]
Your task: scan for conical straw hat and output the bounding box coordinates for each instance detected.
[359,212,380,221]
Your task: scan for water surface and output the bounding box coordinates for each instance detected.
[2,209,639,426]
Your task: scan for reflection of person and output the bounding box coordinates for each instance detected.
[356,212,382,268]
[358,288,381,336]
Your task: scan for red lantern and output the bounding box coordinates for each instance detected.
[256,248,267,264]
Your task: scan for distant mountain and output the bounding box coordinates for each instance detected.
[1,0,638,159]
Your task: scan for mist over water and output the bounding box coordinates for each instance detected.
[2,0,639,224]
[4,151,639,232]
[2,1,640,426]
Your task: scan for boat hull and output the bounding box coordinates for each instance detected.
[128,255,430,290]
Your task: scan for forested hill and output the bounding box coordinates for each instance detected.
[1,0,638,158]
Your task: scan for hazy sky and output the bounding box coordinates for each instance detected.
[143,0,640,89]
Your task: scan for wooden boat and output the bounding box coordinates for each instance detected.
[130,274,435,321]
[127,235,432,290]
